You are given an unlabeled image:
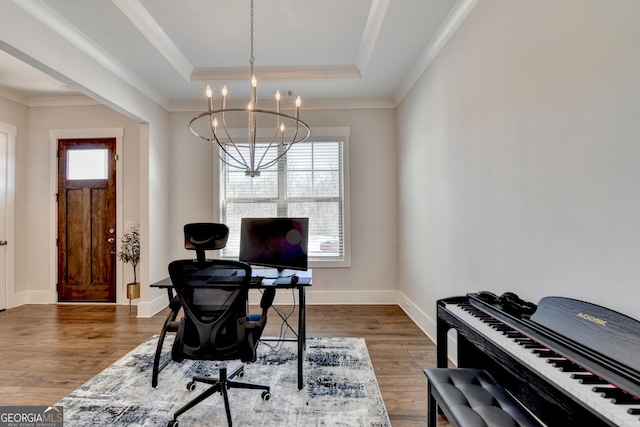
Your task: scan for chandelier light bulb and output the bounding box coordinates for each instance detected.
[221,85,227,108]
[206,85,213,110]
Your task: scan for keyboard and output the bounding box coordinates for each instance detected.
[207,275,264,285]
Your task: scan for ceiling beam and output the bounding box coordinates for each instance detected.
[113,0,193,82]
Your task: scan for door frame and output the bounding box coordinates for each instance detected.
[0,121,16,309]
[49,128,124,304]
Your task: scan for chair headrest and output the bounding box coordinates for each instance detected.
[184,223,229,251]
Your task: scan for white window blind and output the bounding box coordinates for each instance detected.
[220,129,350,267]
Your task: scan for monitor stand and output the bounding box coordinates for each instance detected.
[257,268,295,279]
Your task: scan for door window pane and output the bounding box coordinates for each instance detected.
[67,149,108,180]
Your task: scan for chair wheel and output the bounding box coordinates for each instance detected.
[168,420,178,427]
[238,369,245,378]
[186,381,196,391]
[261,391,271,401]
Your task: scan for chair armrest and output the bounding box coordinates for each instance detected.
[237,316,264,362]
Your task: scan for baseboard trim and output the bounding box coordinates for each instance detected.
[136,293,169,318]
[8,290,28,308]
[25,290,56,305]
[397,292,436,343]
[397,291,458,365]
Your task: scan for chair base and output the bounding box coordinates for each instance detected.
[168,364,271,427]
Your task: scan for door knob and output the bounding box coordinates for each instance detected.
[107,237,115,244]
[0,240,7,246]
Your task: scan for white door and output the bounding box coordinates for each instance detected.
[0,130,7,310]
[0,121,16,311]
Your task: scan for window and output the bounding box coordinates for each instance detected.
[67,149,109,180]
[220,127,350,267]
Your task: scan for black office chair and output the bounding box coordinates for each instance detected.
[167,257,275,427]
[152,223,230,388]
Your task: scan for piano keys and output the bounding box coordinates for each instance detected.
[437,293,640,427]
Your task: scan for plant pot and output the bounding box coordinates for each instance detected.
[127,282,140,300]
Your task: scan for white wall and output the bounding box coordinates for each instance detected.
[397,0,640,340]
[168,107,399,304]
[0,96,157,306]
[0,98,171,313]
[142,111,172,316]
[304,108,398,303]
[25,105,140,296]
[167,111,217,257]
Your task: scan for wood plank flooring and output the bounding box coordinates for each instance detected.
[0,303,448,426]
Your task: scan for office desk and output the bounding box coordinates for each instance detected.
[151,269,312,390]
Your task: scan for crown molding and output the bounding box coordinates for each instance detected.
[0,87,29,106]
[171,96,395,113]
[3,91,393,111]
[28,95,101,108]
[190,65,361,83]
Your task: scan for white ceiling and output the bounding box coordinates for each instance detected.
[0,0,472,110]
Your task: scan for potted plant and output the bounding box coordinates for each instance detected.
[117,223,140,303]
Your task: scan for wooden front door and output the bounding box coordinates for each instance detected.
[58,138,116,302]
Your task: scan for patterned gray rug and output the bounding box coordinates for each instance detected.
[56,336,390,426]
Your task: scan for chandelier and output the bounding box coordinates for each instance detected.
[189,0,310,177]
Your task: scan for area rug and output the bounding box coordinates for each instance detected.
[56,336,390,426]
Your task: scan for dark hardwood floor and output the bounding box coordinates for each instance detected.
[0,303,448,426]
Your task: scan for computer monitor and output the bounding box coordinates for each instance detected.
[239,217,309,277]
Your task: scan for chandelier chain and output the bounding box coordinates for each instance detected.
[249,0,255,73]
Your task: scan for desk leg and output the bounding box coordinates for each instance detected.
[297,286,306,390]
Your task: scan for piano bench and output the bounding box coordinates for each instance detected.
[424,368,543,427]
